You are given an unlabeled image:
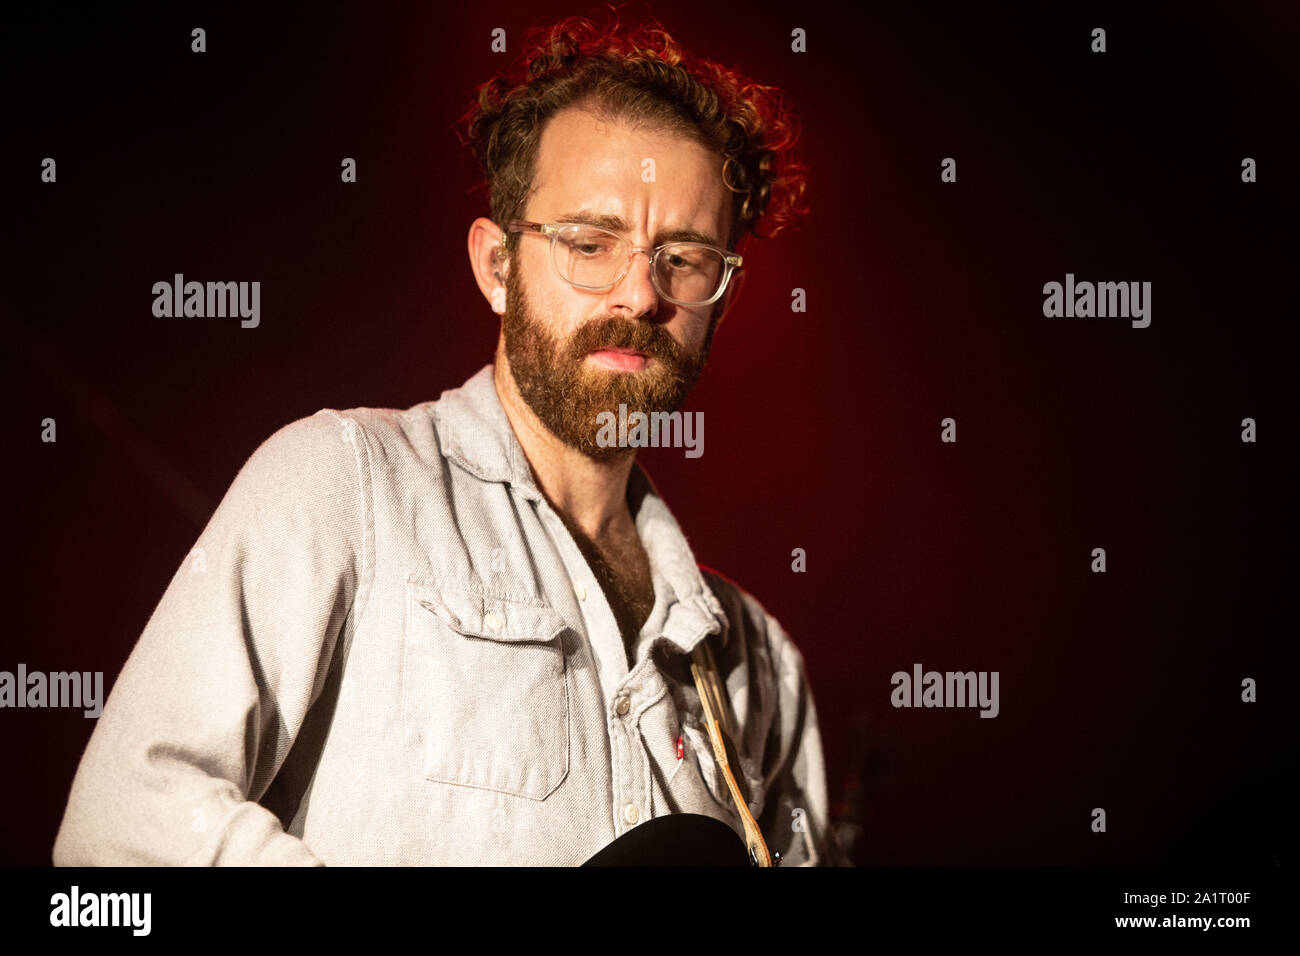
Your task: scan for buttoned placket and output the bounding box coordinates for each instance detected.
[532,496,657,837]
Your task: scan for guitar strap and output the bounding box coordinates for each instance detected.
[689,638,775,867]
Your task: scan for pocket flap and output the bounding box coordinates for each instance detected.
[406,578,568,644]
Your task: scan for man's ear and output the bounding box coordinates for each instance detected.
[467,217,509,313]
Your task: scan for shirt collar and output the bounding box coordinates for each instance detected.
[431,365,541,497]
[627,463,730,653]
[431,364,729,652]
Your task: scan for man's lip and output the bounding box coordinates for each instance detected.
[587,348,651,372]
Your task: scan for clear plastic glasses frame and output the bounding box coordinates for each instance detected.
[506,219,744,307]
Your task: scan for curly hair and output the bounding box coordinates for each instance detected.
[458,5,809,258]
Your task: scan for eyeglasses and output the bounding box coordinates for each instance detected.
[505,220,743,307]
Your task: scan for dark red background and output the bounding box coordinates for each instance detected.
[3,1,1295,866]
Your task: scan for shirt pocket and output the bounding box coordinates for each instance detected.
[402,577,571,800]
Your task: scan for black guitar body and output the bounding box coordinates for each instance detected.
[582,812,752,866]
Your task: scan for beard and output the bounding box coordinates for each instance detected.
[501,256,717,461]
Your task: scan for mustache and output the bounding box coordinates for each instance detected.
[566,317,686,364]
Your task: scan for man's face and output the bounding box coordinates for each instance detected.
[501,105,732,461]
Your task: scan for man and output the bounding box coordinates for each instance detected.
[53,14,838,866]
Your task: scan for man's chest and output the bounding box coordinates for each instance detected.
[575,533,655,652]
[290,467,781,863]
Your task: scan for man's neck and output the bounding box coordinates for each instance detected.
[492,351,637,541]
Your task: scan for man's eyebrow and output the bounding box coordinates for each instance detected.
[555,210,723,248]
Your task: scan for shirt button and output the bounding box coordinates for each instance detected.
[614,695,630,716]
[574,582,587,601]
[484,612,502,631]
[623,803,639,825]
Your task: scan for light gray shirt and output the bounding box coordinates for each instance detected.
[53,365,839,866]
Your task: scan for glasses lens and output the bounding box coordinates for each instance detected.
[553,225,728,304]
[555,225,625,289]
[654,244,726,304]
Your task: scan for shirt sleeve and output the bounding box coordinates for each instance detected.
[52,409,371,866]
[756,616,847,867]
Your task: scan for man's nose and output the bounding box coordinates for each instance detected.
[606,249,660,319]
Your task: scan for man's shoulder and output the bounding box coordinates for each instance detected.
[221,402,447,520]
[697,565,804,668]
[256,400,444,468]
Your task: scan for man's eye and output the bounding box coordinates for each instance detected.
[568,238,615,256]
